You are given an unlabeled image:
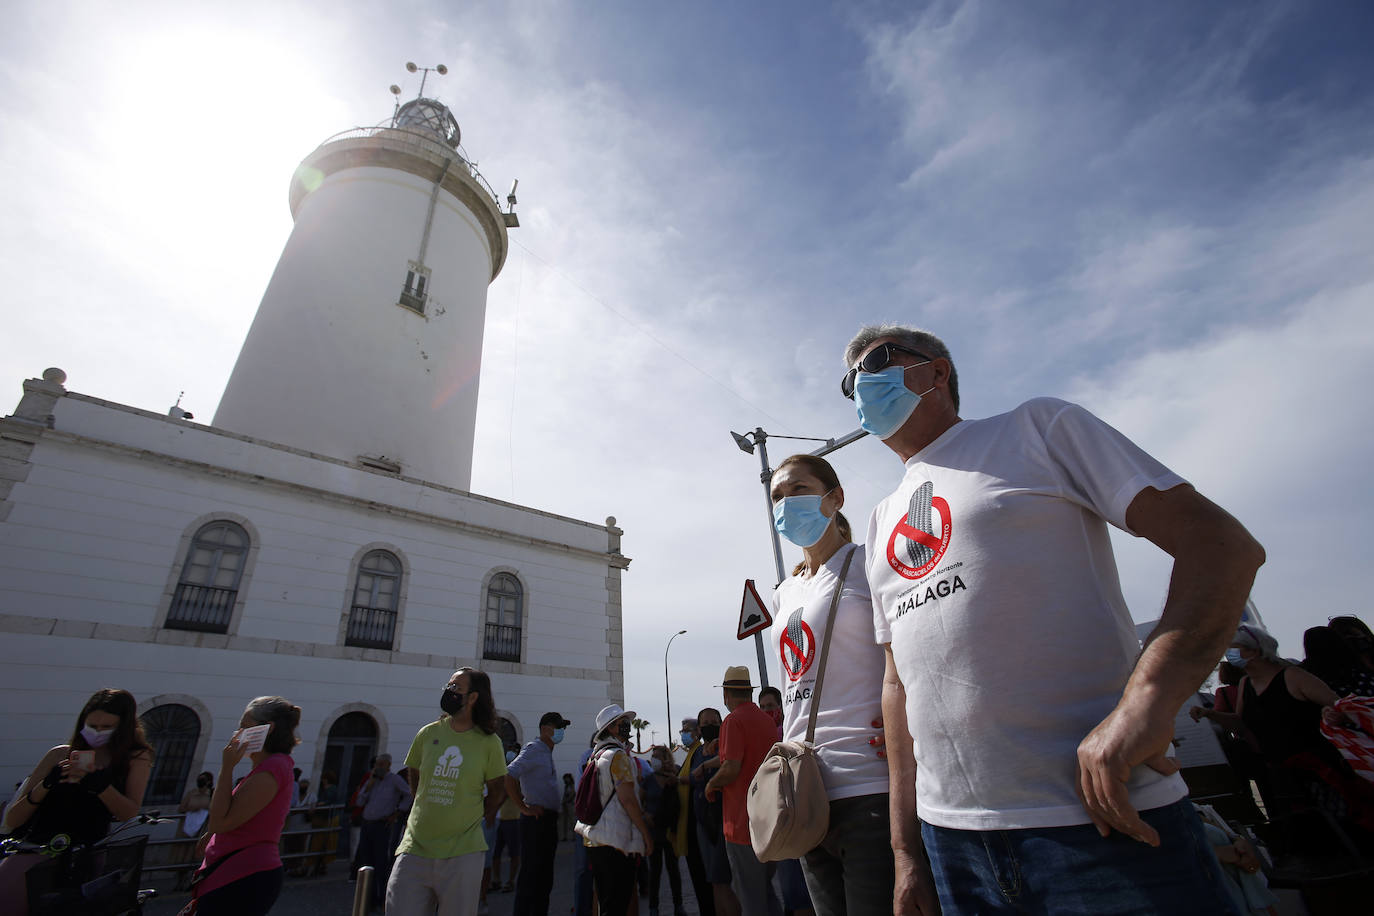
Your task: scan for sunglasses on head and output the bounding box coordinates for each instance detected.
[841,343,932,399]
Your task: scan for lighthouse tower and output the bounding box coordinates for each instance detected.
[213,68,514,491]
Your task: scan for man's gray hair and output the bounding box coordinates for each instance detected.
[376,753,392,764]
[843,324,959,412]
[681,717,698,729]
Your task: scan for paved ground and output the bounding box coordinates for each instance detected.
[143,838,704,916]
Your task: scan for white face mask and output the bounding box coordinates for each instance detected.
[81,725,115,748]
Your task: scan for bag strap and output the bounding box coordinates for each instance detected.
[804,544,857,746]
[190,844,249,894]
[588,741,620,803]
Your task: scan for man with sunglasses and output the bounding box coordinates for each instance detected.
[845,324,1265,916]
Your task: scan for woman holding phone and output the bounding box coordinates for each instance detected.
[0,688,154,914]
[189,696,301,916]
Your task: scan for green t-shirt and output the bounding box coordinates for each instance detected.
[398,719,506,859]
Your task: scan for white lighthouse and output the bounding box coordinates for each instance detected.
[213,69,515,490]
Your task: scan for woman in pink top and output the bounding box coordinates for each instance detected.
[191,695,301,915]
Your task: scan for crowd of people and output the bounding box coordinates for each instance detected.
[3,323,1372,916]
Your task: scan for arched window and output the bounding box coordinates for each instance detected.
[166,520,249,633]
[346,550,401,649]
[496,716,518,753]
[323,712,379,799]
[483,573,522,662]
[140,704,201,806]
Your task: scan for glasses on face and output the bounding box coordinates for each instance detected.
[841,343,932,399]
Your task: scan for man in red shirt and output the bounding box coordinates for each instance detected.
[705,666,781,916]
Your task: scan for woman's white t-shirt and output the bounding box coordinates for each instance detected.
[773,543,889,801]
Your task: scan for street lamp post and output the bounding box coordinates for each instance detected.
[665,629,686,747]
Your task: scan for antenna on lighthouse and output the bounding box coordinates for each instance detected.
[404,61,449,99]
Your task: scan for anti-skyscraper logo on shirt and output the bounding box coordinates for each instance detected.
[780,607,816,682]
[886,481,952,579]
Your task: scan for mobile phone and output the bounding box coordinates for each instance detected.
[237,724,272,753]
[71,750,96,773]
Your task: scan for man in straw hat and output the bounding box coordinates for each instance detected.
[705,666,781,916]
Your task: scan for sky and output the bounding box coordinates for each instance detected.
[2,0,1373,750]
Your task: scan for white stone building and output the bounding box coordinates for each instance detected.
[0,90,627,808]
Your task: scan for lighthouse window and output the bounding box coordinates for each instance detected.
[398,263,430,314]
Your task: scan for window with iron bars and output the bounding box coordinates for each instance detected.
[346,550,401,650]
[166,521,248,633]
[483,573,522,662]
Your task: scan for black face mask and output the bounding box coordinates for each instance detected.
[700,723,720,741]
[616,721,632,742]
[197,779,211,789]
[440,688,465,715]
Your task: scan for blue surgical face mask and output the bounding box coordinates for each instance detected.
[773,490,836,548]
[680,731,694,747]
[853,363,933,439]
[551,728,565,745]
[505,749,516,764]
[1224,647,1249,669]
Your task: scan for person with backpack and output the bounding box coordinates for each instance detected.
[574,704,654,915]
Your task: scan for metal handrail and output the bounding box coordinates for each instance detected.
[165,583,236,633]
[346,605,397,650]
[141,804,350,874]
[483,622,521,662]
[309,125,504,204]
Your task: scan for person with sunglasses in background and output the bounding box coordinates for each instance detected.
[845,324,1265,915]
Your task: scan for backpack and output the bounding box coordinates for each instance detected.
[574,742,618,825]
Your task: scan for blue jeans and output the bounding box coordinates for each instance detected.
[920,798,1242,916]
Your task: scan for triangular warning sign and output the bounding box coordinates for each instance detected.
[737,579,772,640]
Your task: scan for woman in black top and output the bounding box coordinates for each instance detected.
[1195,626,1373,828]
[0,688,154,914]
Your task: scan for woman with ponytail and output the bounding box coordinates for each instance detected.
[190,695,302,915]
[769,455,893,916]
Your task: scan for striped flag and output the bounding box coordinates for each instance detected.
[1320,696,1374,783]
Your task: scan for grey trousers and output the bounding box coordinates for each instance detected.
[800,793,895,916]
[725,841,781,916]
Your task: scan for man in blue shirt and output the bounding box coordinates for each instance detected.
[505,711,571,916]
[354,752,413,909]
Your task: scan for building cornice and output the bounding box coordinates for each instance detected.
[0,404,631,569]
[0,613,611,682]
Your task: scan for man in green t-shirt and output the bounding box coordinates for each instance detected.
[387,667,507,916]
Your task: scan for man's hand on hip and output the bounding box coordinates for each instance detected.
[1074,698,1179,846]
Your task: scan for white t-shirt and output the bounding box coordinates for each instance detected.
[868,398,1189,830]
[773,543,889,801]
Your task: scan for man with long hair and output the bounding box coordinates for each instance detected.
[388,668,507,915]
